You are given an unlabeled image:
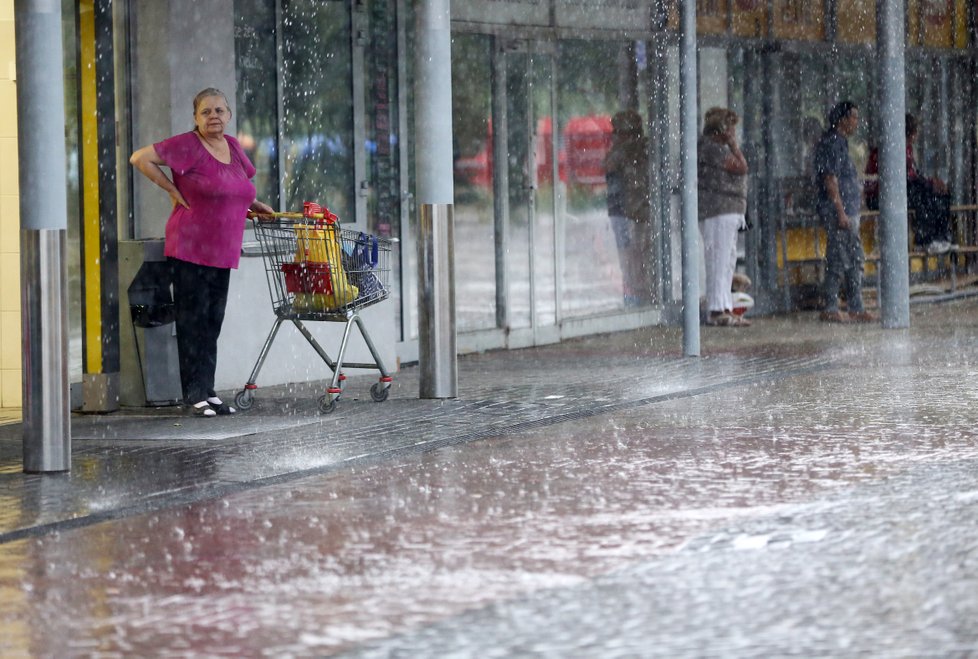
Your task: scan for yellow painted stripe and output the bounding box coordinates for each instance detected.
[79,0,102,373]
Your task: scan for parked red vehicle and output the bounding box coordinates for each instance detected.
[454,114,613,190]
[562,114,613,186]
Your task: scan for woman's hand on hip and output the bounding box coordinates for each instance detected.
[169,190,190,210]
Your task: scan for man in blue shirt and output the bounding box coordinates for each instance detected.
[813,101,877,323]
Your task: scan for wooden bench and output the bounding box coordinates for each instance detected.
[778,204,978,301]
[863,204,978,292]
[865,245,978,293]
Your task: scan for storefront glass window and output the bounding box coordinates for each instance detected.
[557,38,647,316]
[233,0,280,210]
[402,0,418,343]
[452,33,497,332]
[280,0,354,221]
[530,52,557,329]
[833,53,875,175]
[365,0,400,239]
[365,0,403,336]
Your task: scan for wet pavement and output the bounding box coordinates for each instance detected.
[2,297,978,656]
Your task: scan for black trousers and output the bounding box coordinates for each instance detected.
[908,178,952,246]
[169,258,230,404]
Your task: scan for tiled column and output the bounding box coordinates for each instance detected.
[0,0,20,410]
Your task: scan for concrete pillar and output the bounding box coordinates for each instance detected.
[679,0,700,356]
[877,0,910,328]
[15,0,71,472]
[414,0,457,398]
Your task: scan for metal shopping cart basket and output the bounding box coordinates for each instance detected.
[234,201,393,414]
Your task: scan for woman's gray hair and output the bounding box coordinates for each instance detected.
[193,87,231,114]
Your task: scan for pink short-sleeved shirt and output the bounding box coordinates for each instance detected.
[155,131,257,269]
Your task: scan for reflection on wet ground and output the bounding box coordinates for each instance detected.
[2,300,978,655]
[0,344,833,539]
[353,460,978,657]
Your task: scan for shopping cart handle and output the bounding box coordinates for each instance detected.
[247,212,277,222]
[246,209,339,223]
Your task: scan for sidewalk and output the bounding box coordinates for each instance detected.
[4,298,978,655]
[0,298,974,544]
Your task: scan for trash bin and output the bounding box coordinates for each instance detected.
[121,240,182,406]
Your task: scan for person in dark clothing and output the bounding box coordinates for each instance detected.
[604,110,653,308]
[864,113,953,253]
[813,101,877,324]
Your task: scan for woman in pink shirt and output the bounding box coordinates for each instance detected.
[130,87,273,418]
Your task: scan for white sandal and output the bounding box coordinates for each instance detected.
[707,312,751,327]
[192,401,217,418]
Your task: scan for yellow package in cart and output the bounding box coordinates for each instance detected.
[293,224,358,309]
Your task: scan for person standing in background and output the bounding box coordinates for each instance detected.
[813,101,877,324]
[604,110,653,308]
[697,107,750,327]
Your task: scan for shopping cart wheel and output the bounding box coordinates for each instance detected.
[370,382,390,402]
[318,394,337,414]
[235,389,254,411]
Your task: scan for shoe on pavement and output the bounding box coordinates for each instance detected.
[207,396,236,415]
[848,310,879,323]
[706,312,734,326]
[191,401,217,418]
[707,312,751,327]
[819,310,849,323]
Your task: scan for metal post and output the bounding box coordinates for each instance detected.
[14,0,71,472]
[679,0,700,356]
[414,0,457,398]
[491,42,510,331]
[877,0,910,328]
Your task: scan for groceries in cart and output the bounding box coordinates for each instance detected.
[289,220,359,311]
[236,201,393,414]
[248,201,389,315]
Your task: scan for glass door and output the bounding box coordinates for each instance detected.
[556,38,656,317]
[502,41,558,344]
[451,36,558,345]
[451,33,497,333]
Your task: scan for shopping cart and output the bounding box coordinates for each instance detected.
[234,201,393,414]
